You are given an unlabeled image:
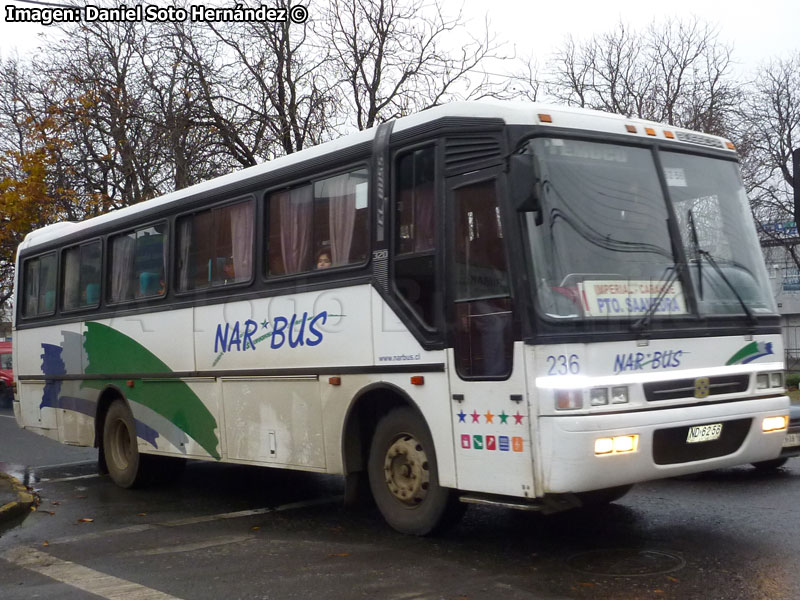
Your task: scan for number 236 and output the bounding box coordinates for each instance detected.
[546,354,580,375]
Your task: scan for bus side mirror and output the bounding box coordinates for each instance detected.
[507,153,543,224]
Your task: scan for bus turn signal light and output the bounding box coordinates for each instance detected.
[410,376,425,386]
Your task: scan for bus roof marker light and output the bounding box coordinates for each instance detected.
[538,113,553,123]
[625,124,637,133]
[725,141,736,150]
[645,127,656,136]
[664,130,675,139]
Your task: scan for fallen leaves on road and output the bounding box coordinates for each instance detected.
[42,541,49,547]
[328,553,350,558]
[77,517,94,523]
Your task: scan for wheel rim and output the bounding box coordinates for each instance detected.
[109,418,133,471]
[383,433,430,506]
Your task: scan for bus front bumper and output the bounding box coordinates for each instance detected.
[538,396,789,494]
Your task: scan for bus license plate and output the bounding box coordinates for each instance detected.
[686,423,723,444]
[783,433,800,448]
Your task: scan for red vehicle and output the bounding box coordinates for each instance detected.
[0,341,13,408]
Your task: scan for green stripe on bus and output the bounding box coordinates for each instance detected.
[82,322,221,460]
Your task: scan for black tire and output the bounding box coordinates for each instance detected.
[368,407,464,535]
[0,383,11,409]
[752,457,789,471]
[576,484,634,508]
[103,399,149,488]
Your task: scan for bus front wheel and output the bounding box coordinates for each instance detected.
[103,399,148,488]
[368,407,463,535]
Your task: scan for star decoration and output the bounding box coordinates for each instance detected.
[261,319,269,329]
[471,410,481,423]
[513,411,524,425]
[484,410,495,424]
[498,411,509,425]
[457,410,466,423]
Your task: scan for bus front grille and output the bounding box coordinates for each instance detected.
[643,374,750,402]
[652,418,751,465]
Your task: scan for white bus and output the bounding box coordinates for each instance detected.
[12,102,790,535]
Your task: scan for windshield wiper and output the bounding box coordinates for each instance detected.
[688,210,703,300]
[687,208,756,325]
[630,264,681,333]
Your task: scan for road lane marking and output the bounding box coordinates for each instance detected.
[160,506,274,527]
[50,524,158,545]
[43,473,101,483]
[34,460,97,470]
[1,546,182,600]
[47,495,342,545]
[121,535,253,557]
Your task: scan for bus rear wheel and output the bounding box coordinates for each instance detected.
[103,399,148,488]
[368,407,463,535]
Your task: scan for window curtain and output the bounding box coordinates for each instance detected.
[324,174,356,266]
[178,219,193,290]
[230,202,254,281]
[414,184,435,252]
[279,186,313,273]
[110,236,134,301]
[63,250,80,309]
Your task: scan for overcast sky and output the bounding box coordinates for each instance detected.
[1,0,798,77]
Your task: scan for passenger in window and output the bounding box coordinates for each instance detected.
[222,258,236,283]
[316,248,332,269]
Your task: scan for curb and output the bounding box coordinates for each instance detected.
[0,472,36,524]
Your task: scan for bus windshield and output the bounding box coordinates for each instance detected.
[523,138,777,322]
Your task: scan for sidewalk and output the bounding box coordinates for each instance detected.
[0,471,35,526]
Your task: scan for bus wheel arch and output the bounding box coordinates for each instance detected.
[342,383,463,534]
[341,383,419,507]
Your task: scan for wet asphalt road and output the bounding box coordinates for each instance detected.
[1,404,799,600]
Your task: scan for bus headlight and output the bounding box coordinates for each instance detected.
[770,372,784,388]
[590,387,608,406]
[611,386,629,404]
[756,372,783,390]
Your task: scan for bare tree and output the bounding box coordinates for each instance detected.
[325,0,498,130]
[739,53,800,266]
[547,19,739,136]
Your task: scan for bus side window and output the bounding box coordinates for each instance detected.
[394,147,437,328]
[109,224,168,302]
[22,253,57,318]
[63,241,101,310]
[177,200,253,291]
[266,169,369,277]
[452,179,513,378]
